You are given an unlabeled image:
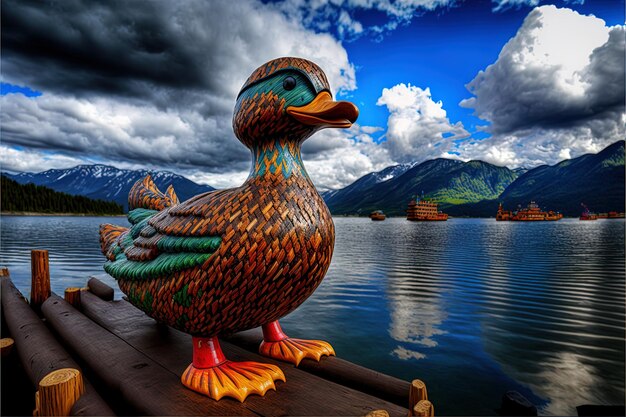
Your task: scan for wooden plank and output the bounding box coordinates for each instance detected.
[226,329,411,408]
[1,277,115,416]
[80,291,408,416]
[42,294,256,416]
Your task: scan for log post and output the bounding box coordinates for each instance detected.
[408,379,428,416]
[413,400,434,417]
[30,250,51,311]
[64,288,82,310]
[0,337,14,357]
[0,267,9,277]
[37,368,84,416]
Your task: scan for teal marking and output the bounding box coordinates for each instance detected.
[251,139,308,179]
[238,71,316,109]
[239,69,318,103]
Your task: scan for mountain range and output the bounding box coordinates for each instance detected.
[3,165,214,210]
[3,140,623,217]
[325,158,520,216]
[326,140,624,217]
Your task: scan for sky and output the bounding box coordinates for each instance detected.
[1,0,624,190]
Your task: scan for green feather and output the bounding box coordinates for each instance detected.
[104,251,214,281]
[157,235,222,253]
[108,208,222,281]
[128,208,158,225]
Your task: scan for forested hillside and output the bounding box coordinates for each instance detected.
[1,176,123,215]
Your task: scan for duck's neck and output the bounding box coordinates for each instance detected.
[248,138,309,180]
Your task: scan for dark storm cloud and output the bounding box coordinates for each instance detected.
[0,0,358,184]
[1,0,214,100]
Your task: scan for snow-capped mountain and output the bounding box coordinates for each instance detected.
[322,163,412,206]
[3,165,215,211]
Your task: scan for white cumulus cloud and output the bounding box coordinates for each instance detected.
[377,83,469,164]
[460,5,625,167]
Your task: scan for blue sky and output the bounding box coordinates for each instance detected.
[339,0,624,135]
[1,0,624,189]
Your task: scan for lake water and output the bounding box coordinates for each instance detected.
[1,215,624,415]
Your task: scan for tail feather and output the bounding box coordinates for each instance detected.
[100,224,128,261]
[165,185,180,205]
[128,175,179,211]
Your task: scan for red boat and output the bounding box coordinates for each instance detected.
[497,201,562,221]
[580,203,598,221]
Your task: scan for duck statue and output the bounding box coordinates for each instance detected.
[99,57,359,402]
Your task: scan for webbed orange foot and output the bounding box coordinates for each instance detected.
[181,360,285,402]
[182,336,285,402]
[260,321,335,366]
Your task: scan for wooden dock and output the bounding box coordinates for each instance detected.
[1,251,435,416]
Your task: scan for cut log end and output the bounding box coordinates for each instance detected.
[365,410,390,417]
[1,337,15,357]
[37,368,84,416]
[413,400,434,417]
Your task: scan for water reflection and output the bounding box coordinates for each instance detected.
[1,216,623,415]
[478,221,625,415]
[386,223,448,359]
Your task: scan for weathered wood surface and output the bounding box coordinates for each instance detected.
[226,329,411,408]
[0,276,115,416]
[87,276,114,301]
[78,290,408,416]
[87,274,413,409]
[43,294,258,416]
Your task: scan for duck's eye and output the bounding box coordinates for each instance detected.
[283,76,296,91]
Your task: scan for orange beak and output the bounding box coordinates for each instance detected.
[286,91,359,128]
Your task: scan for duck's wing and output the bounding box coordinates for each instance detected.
[102,177,231,282]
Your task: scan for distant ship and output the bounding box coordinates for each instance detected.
[496,201,562,221]
[407,197,448,221]
[369,210,386,221]
[597,211,625,219]
[579,203,598,221]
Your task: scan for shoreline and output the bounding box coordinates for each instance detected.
[1,211,126,217]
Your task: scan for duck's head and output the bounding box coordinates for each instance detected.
[233,57,359,149]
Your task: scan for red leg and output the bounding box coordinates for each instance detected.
[259,321,335,366]
[181,336,285,402]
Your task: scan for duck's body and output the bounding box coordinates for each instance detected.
[100,57,358,402]
[105,162,333,336]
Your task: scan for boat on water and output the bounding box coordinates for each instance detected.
[407,197,448,221]
[580,203,598,221]
[496,201,562,221]
[369,210,386,221]
[597,211,625,219]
